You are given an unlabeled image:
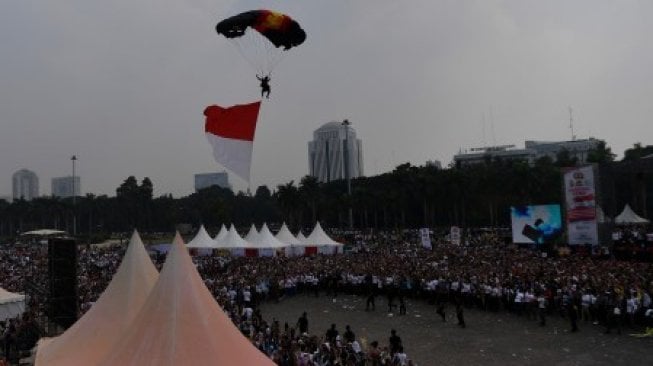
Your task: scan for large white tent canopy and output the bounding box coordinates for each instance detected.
[36,230,159,366]
[0,287,25,322]
[97,233,275,366]
[615,204,650,225]
[20,229,67,237]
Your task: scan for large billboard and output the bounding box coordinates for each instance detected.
[511,205,563,244]
[564,166,599,245]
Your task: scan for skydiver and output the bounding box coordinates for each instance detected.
[257,74,271,99]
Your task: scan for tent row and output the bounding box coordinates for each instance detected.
[186,221,344,256]
[36,230,275,365]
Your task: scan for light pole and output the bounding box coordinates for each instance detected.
[342,119,353,229]
[71,155,77,236]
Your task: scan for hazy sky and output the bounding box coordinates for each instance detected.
[1,0,651,198]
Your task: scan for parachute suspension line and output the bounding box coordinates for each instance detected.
[231,38,265,77]
[263,38,288,76]
[229,30,287,78]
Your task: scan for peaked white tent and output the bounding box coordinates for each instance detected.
[97,233,275,366]
[36,230,159,366]
[298,222,344,255]
[215,225,253,257]
[275,223,301,246]
[615,204,650,225]
[244,224,261,243]
[255,223,289,257]
[186,225,216,253]
[0,287,25,322]
[275,223,302,256]
[291,232,308,256]
[213,224,228,243]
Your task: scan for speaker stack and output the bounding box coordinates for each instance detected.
[48,238,78,329]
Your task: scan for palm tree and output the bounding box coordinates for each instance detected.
[274,181,301,228]
[299,175,320,223]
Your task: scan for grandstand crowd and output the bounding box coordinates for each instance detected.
[2,228,653,365]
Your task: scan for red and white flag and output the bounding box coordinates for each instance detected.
[204,101,261,182]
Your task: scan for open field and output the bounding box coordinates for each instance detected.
[261,294,652,366]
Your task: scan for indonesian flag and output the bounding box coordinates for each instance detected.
[204,101,261,182]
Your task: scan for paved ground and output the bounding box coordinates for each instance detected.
[261,294,652,366]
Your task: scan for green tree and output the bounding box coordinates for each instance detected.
[623,143,653,161]
[587,141,616,163]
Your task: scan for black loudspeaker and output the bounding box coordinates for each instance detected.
[48,238,78,329]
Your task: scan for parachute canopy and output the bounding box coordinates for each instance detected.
[216,10,306,50]
[216,10,306,76]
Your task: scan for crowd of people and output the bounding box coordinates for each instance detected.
[2,228,653,364]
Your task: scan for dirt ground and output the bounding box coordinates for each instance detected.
[261,294,652,366]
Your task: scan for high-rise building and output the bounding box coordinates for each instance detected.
[51,176,81,198]
[308,121,364,183]
[12,169,39,201]
[194,171,231,192]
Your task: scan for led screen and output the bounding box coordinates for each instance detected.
[511,204,563,244]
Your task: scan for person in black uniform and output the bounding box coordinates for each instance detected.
[256,74,271,98]
[297,312,308,334]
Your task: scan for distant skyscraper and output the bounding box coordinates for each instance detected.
[12,169,39,201]
[194,171,231,192]
[51,176,81,198]
[308,121,364,183]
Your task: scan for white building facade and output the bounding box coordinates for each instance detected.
[454,138,602,167]
[12,169,39,201]
[308,121,364,183]
[51,176,81,198]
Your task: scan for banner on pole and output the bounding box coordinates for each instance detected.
[563,165,598,245]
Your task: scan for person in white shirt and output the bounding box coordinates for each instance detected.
[393,346,408,365]
[581,291,592,322]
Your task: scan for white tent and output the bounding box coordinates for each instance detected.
[0,288,25,322]
[274,223,303,256]
[213,224,228,244]
[36,230,159,366]
[255,223,289,257]
[96,233,275,366]
[215,225,254,257]
[275,223,301,245]
[615,204,650,225]
[20,229,67,237]
[302,222,344,255]
[244,224,261,243]
[304,221,343,254]
[186,225,216,252]
[289,232,309,256]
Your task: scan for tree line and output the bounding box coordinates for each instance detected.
[0,142,649,241]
